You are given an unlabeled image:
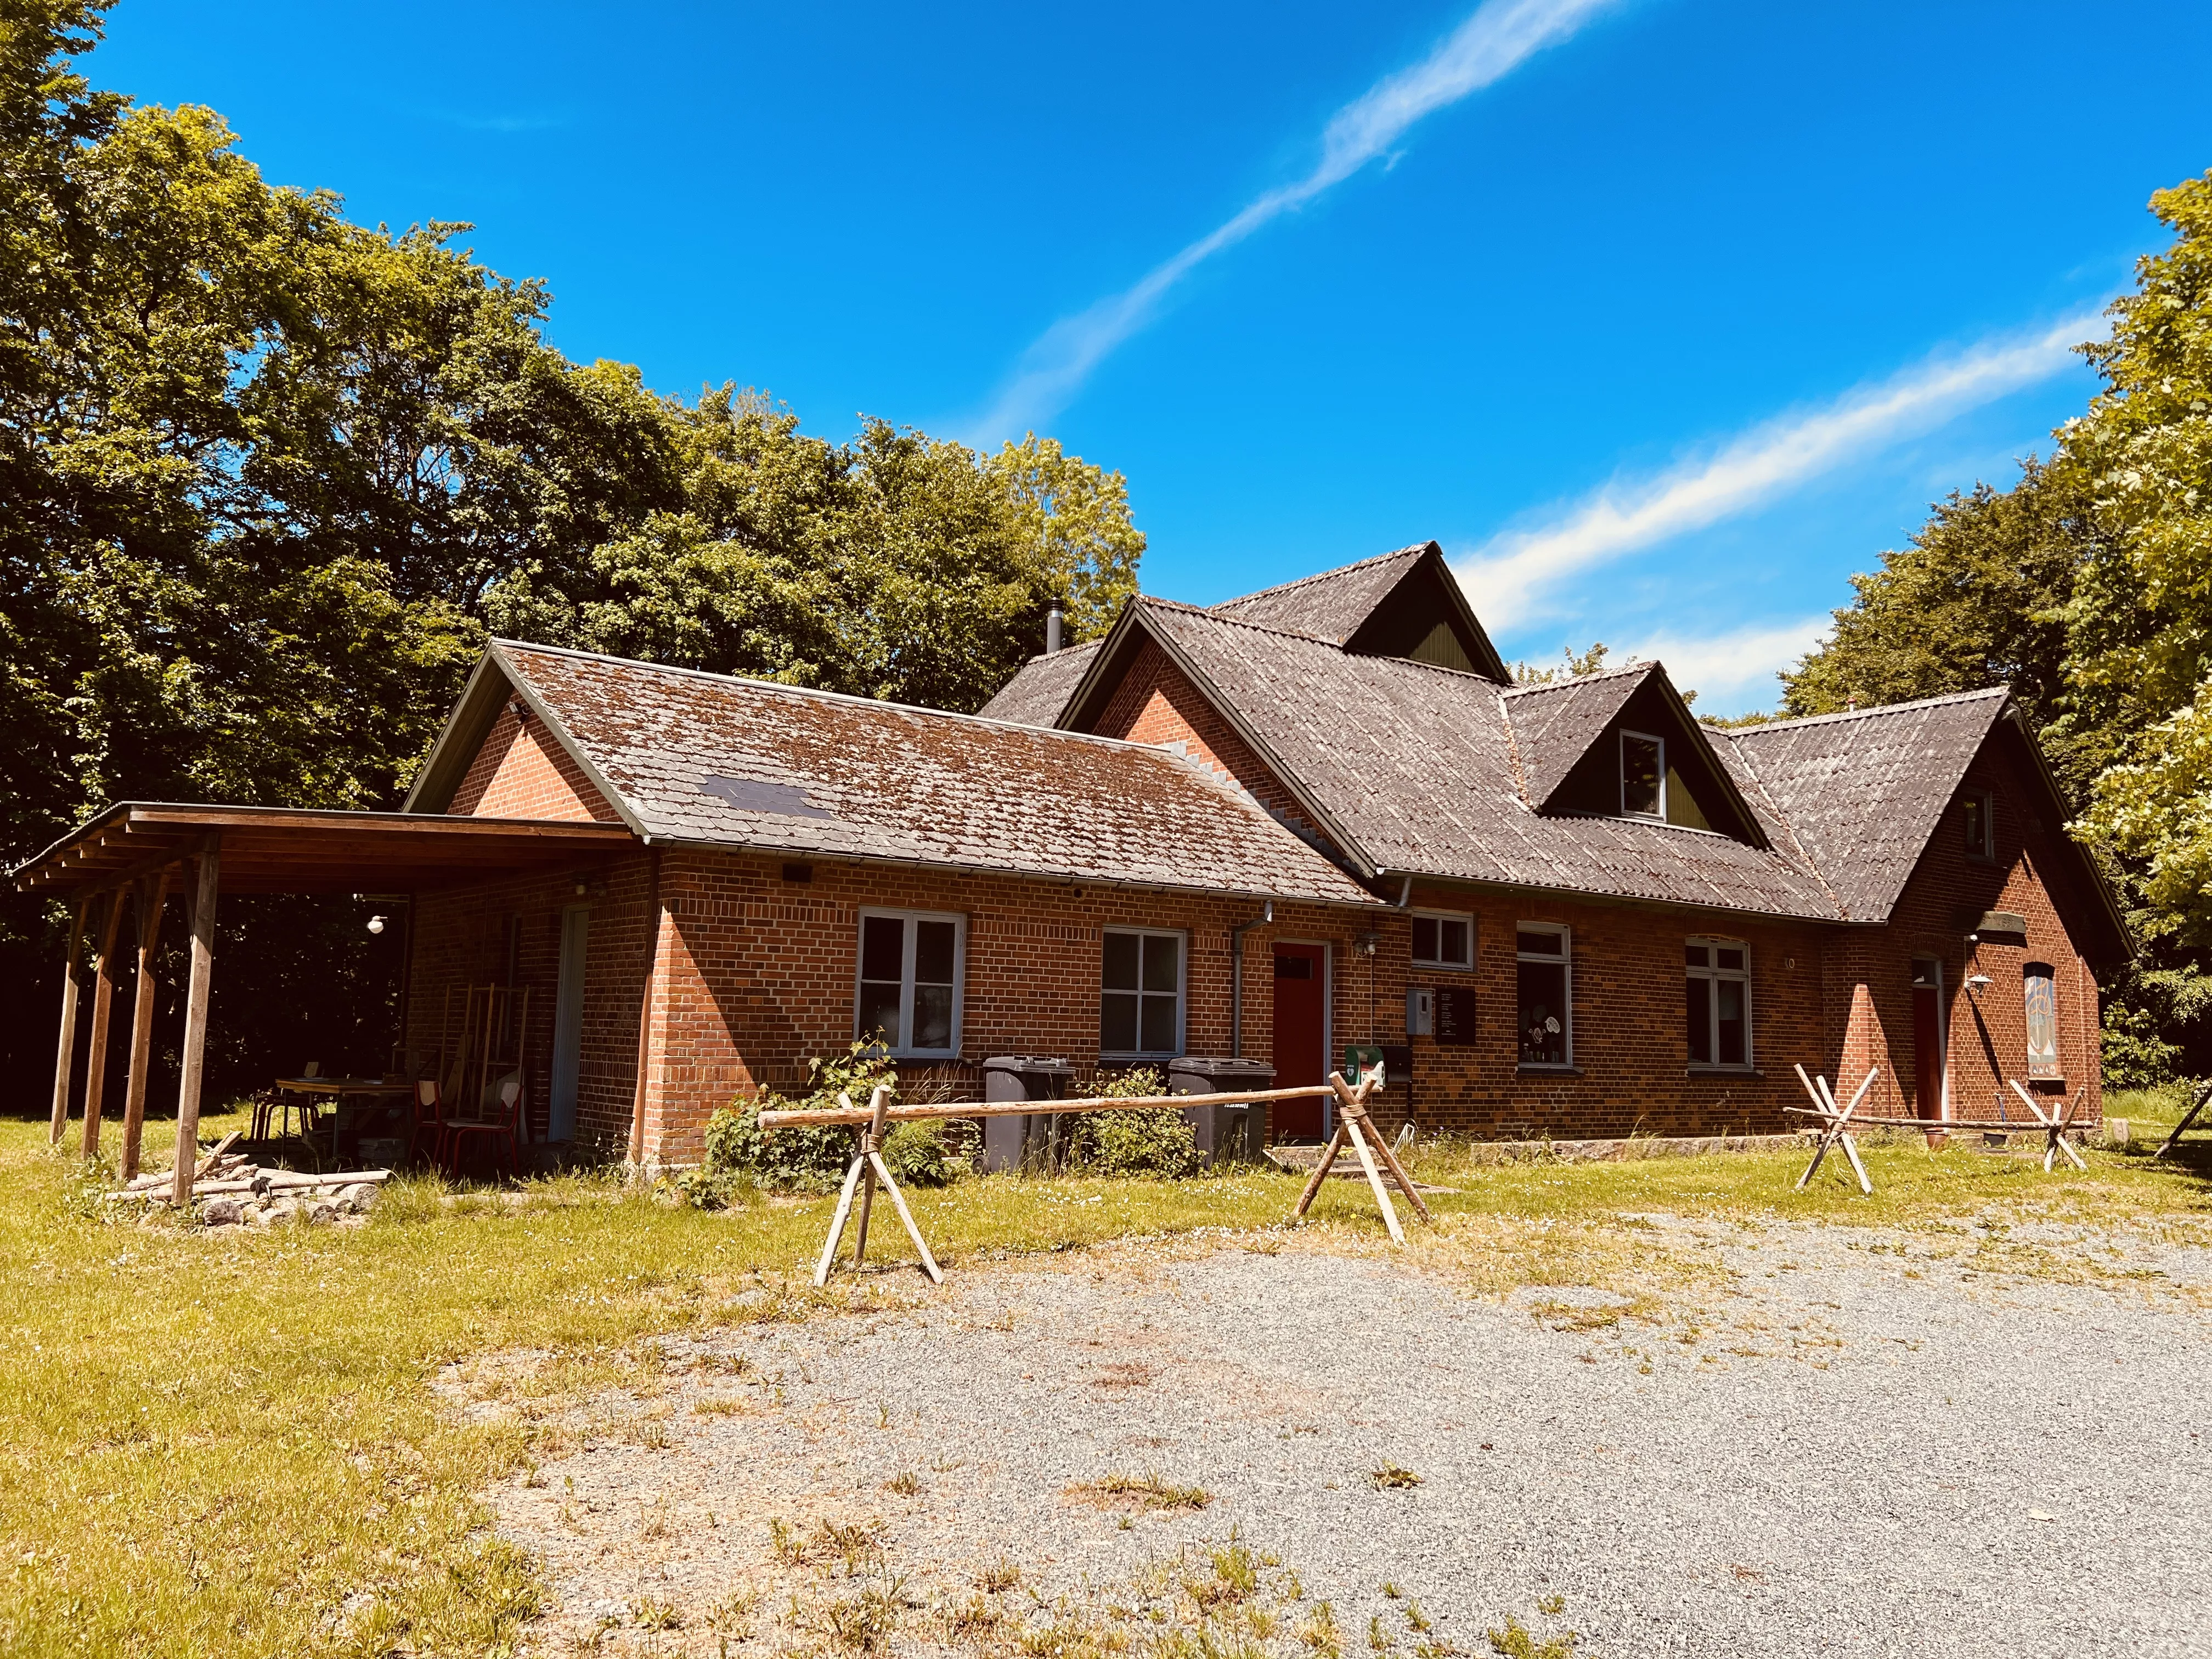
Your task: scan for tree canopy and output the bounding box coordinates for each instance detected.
[1784,170,2212,1083]
[1,0,1143,1097]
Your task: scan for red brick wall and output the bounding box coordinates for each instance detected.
[1391,883,1832,1139]
[1091,641,1329,844]
[628,849,1362,1165]
[449,706,619,822]
[1829,740,2103,1128]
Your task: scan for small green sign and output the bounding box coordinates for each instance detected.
[1342,1043,1385,1086]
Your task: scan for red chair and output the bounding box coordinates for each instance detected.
[442,1073,523,1182]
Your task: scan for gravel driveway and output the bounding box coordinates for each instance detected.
[492,1218,2211,1658]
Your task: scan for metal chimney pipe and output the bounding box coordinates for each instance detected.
[1045,605,1064,654]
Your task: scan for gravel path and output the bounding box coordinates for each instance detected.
[491,1219,2212,1658]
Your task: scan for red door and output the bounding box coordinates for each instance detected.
[1913,979,1945,1136]
[1271,943,1327,1141]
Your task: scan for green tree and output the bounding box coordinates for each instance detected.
[1,2,1144,1102]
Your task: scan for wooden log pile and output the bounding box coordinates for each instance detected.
[106,1132,390,1227]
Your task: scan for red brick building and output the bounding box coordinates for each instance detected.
[366,541,2129,1165]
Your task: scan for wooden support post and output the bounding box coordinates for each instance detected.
[2153,1081,2212,1161]
[170,839,221,1207]
[809,1087,941,1286]
[1815,1074,1875,1194]
[119,870,173,1183]
[80,888,128,1159]
[48,893,89,1146]
[1293,1125,1351,1220]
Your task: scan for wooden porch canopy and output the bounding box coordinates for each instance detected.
[14,803,636,1204]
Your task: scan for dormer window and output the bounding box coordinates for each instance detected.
[1621,730,1665,820]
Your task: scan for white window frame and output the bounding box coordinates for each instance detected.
[1962,788,1996,861]
[1410,909,1476,971]
[1101,926,1187,1059]
[854,907,967,1059]
[1514,922,1573,1069]
[1684,935,1753,1070]
[1620,729,1667,821]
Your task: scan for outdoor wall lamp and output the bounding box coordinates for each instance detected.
[366,915,387,935]
[1966,973,1993,995]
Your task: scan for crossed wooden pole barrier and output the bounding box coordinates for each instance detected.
[1290,1068,1433,1243]
[2153,1080,2211,1161]
[1791,1063,1879,1194]
[2008,1079,2089,1172]
[762,1068,1426,1286]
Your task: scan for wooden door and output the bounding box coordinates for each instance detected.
[1271,943,1327,1141]
[549,905,590,1142]
[1912,974,1945,1131]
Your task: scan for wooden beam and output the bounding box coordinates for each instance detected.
[80,888,127,1159]
[48,893,88,1144]
[627,850,662,1166]
[170,838,221,1206]
[119,869,174,1182]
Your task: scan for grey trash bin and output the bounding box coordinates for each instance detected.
[980,1056,1076,1173]
[1168,1056,1278,1166]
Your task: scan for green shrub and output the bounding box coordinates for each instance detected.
[1069,1068,1201,1179]
[679,1042,898,1204]
[880,1118,970,1187]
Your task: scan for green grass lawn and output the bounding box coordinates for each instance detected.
[2,1105,2207,1657]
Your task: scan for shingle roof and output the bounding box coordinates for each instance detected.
[1718,689,2010,920]
[493,641,1379,907]
[1133,603,1844,919]
[1499,663,1657,809]
[1206,545,1428,643]
[976,639,1101,725]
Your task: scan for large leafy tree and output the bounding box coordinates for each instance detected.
[2,1,1143,1104]
[1783,171,2212,1085]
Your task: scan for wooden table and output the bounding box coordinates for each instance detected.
[272,1077,413,1167]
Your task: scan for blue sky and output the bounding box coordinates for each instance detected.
[97,0,2212,712]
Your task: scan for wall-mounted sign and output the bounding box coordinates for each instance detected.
[1434,985,1477,1046]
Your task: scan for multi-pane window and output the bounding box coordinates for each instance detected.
[1621,730,1665,820]
[1962,790,1995,860]
[855,909,963,1056]
[2024,963,2060,1079]
[1411,910,1474,969]
[1102,929,1184,1056]
[1515,924,1571,1066]
[1685,938,1751,1068]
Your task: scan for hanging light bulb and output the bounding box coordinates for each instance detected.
[366,915,387,935]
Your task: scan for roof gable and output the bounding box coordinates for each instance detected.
[1209,543,1510,681]
[1720,690,2007,919]
[1504,664,1767,845]
[421,641,1379,907]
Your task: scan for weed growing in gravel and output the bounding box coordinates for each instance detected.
[1486,1613,1575,1658]
[1300,1601,1343,1656]
[1070,1471,1214,1511]
[1370,1462,1424,1489]
[979,1557,1024,1593]
[884,1469,923,1494]
[630,1594,682,1630]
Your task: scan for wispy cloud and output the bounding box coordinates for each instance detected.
[1457,312,2104,629]
[967,0,1618,441]
[1612,616,1832,712]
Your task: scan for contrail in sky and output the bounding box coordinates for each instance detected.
[1455,311,2106,630]
[968,0,1619,441]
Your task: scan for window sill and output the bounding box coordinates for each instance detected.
[1687,1065,1762,1077]
[1411,962,1475,974]
[1516,1064,1580,1075]
[1101,1053,1180,1064]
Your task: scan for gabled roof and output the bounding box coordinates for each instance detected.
[1064,600,1843,919]
[409,641,1380,907]
[977,637,1100,725]
[1499,663,1653,808]
[1208,542,1511,681]
[1714,690,2014,917]
[1209,545,1427,642]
